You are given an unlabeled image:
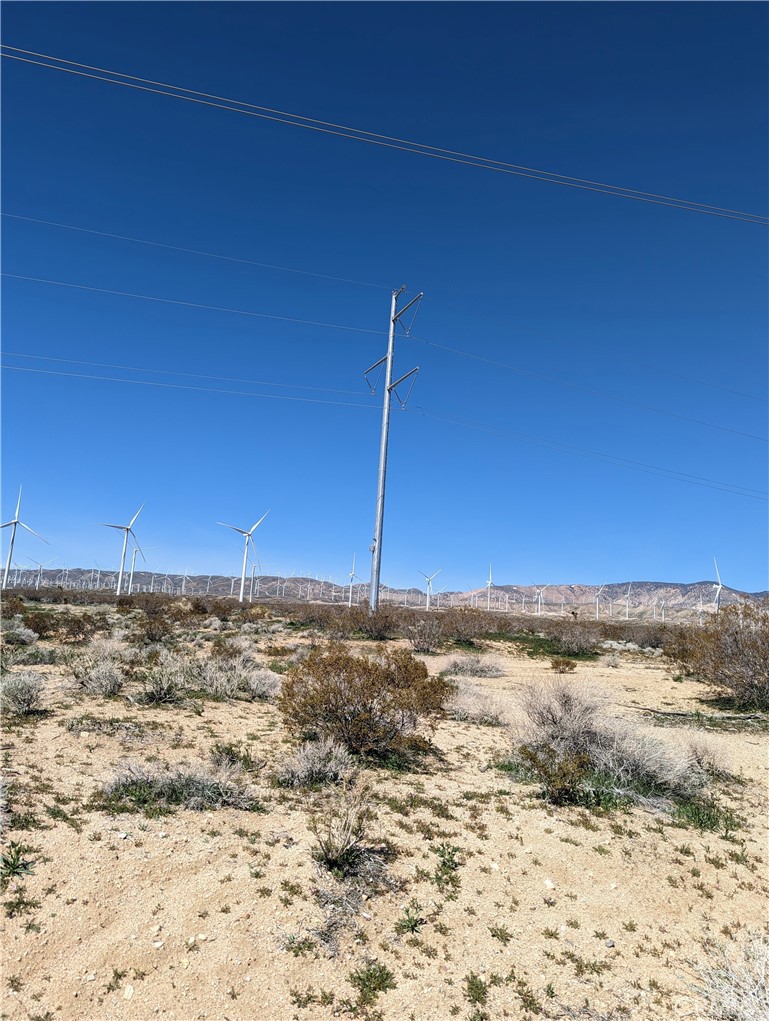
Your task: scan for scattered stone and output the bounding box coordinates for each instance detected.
[123,985,134,1000]
[605,939,615,948]
[543,879,555,890]
[85,974,96,982]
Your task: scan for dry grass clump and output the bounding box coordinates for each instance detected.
[278,643,451,756]
[135,648,192,704]
[99,764,258,813]
[509,679,708,806]
[0,672,44,715]
[276,738,356,787]
[310,785,371,876]
[443,654,503,678]
[445,681,505,726]
[690,930,769,1021]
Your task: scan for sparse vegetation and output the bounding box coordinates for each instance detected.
[690,930,769,1020]
[97,765,259,814]
[276,737,355,787]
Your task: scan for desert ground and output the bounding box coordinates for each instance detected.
[1,598,767,1021]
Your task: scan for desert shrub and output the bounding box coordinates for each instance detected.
[551,656,577,674]
[603,652,621,669]
[690,930,769,1021]
[443,655,503,678]
[209,741,260,772]
[553,623,598,657]
[445,681,505,726]
[56,611,104,643]
[349,605,403,640]
[132,612,173,645]
[667,603,769,711]
[1,616,38,646]
[278,643,451,756]
[99,764,257,813]
[310,785,371,876]
[277,738,355,787]
[440,608,489,646]
[0,672,44,715]
[70,639,126,696]
[21,611,58,639]
[407,617,443,654]
[243,667,281,701]
[0,595,25,618]
[3,645,57,667]
[508,679,708,807]
[136,649,193,704]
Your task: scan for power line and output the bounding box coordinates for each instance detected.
[3,46,766,225]
[408,334,768,442]
[3,351,367,396]
[5,272,764,442]
[407,405,768,501]
[5,361,763,501]
[1,213,387,290]
[6,211,766,406]
[2,364,377,410]
[2,273,386,336]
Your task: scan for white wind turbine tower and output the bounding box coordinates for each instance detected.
[713,557,723,614]
[347,554,364,608]
[534,585,548,617]
[625,583,632,621]
[31,557,55,591]
[99,505,143,597]
[218,512,269,603]
[2,487,49,590]
[419,568,442,611]
[486,563,494,611]
[595,584,605,621]
[128,545,158,595]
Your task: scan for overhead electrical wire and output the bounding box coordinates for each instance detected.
[1,273,386,336]
[2,46,767,225]
[6,211,766,405]
[2,364,377,410]
[1,213,387,290]
[3,361,764,501]
[2,350,367,396]
[4,273,764,442]
[406,405,767,501]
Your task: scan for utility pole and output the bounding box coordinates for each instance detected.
[367,287,422,612]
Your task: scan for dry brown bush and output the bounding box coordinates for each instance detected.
[349,605,404,640]
[407,616,443,653]
[666,602,769,710]
[439,608,490,645]
[278,643,450,756]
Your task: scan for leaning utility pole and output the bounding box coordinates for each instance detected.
[367,286,423,612]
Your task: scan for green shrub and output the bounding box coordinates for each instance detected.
[278,643,450,756]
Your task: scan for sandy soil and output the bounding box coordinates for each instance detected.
[1,628,767,1021]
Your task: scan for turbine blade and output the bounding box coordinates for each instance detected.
[128,530,144,557]
[248,510,270,535]
[99,523,126,530]
[217,522,248,535]
[19,522,49,543]
[14,487,22,519]
[129,504,144,528]
[713,556,722,585]
[1,521,14,529]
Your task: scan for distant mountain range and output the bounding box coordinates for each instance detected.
[10,568,766,621]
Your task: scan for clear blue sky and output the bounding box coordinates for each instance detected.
[2,2,767,593]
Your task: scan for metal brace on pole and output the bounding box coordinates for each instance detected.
[367,286,423,612]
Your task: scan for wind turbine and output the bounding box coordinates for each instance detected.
[347,554,364,608]
[128,545,158,595]
[595,584,605,621]
[99,505,143,597]
[2,487,48,589]
[625,583,632,621]
[713,557,723,614]
[419,568,442,611]
[486,563,494,611]
[535,585,548,617]
[217,512,269,603]
[30,557,55,591]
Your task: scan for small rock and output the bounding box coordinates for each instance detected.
[117,832,128,840]
[196,933,208,941]
[85,974,96,982]
[605,939,615,948]
[543,879,555,890]
[152,941,164,949]
[123,985,134,1000]
[158,832,168,839]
